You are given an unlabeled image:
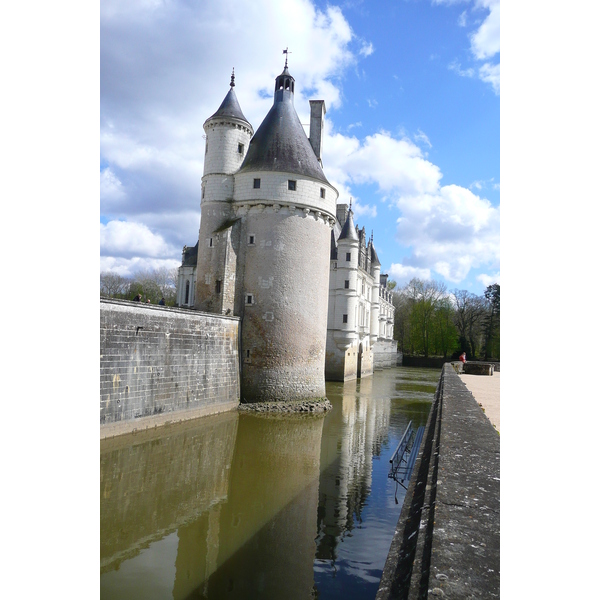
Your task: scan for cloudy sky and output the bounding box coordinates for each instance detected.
[100,0,500,293]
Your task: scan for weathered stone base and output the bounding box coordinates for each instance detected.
[238,398,332,414]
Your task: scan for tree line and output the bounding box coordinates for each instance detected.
[100,267,179,305]
[391,278,500,361]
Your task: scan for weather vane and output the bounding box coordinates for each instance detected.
[283,47,292,68]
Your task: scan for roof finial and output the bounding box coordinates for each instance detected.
[283,47,292,68]
[349,197,353,212]
[230,68,235,87]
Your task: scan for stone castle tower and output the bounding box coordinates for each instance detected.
[194,62,339,403]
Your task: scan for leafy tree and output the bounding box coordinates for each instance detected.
[483,283,500,360]
[432,297,459,358]
[404,278,447,358]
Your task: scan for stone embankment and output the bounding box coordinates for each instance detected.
[376,363,499,599]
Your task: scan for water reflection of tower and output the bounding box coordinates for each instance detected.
[315,377,391,562]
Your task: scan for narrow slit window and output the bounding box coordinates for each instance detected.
[238,143,244,154]
[248,235,255,245]
[342,314,348,324]
[209,238,214,248]
[320,188,326,199]
[288,180,296,191]
[346,252,351,261]
[344,280,349,289]
[253,178,261,189]
[215,280,222,294]
[246,294,254,305]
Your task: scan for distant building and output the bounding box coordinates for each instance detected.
[176,60,395,399]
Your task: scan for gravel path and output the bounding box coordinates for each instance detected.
[459,371,500,433]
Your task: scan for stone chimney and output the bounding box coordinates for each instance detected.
[309,100,326,165]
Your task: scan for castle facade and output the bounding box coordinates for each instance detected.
[177,62,395,401]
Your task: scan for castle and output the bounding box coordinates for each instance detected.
[176,60,395,402]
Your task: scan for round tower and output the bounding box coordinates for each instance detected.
[195,70,254,314]
[232,61,338,403]
[333,207,360,353]
[369,239,381,346]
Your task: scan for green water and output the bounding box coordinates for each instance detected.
[100,366,439,599]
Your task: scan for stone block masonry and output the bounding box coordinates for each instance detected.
[377,363,499,599]
[100,299,240,438]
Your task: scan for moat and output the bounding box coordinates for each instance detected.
[100,367,438,599]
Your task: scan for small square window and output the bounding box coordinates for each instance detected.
[344,280,349,289]
[342,314,348,324]
[320,188,326,199]
[346,252,351,261]
[246,294,254,305]
[248,235,255,245]
[288,180,296,191]
[253,178,261,189]
[238,143,244,154]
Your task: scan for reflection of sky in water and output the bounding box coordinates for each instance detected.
[313,368,438,599]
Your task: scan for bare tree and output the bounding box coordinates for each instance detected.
[451,289,486,359]
[100,272,131,297]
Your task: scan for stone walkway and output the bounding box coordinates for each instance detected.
[459,371,500,433]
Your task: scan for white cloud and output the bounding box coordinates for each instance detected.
[478,61,500,94]
[389,263,432,286]
[414,129,432,149]
[100,220,179,259]
[448,60,475,78]
[392,184,499,283]
[458,11,468,27]
[470,0,500,60]
[352,201,377,218]
[359,41,374,57]
[323,129,441,197]
[100,256,182,278]
[477,271,500,288]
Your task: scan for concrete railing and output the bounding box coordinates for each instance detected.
[376,363,499,599]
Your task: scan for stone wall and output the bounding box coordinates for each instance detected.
[376,363,499,599]
[100,299,240,437]
[373,339,397,369]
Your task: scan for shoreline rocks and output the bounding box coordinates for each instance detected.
[238,398,332,414]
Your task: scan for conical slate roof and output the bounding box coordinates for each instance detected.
[370,243,381,267]
[207,86,250,125]
[238,66,329,183]
[338,208,359,242]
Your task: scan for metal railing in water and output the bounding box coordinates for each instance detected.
[388,420,425,490]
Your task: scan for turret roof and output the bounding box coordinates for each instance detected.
[338,207,359,241]
[238,65,329,183]
[206,72,250,125]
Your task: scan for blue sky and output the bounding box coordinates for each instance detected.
[100,0,499,294]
